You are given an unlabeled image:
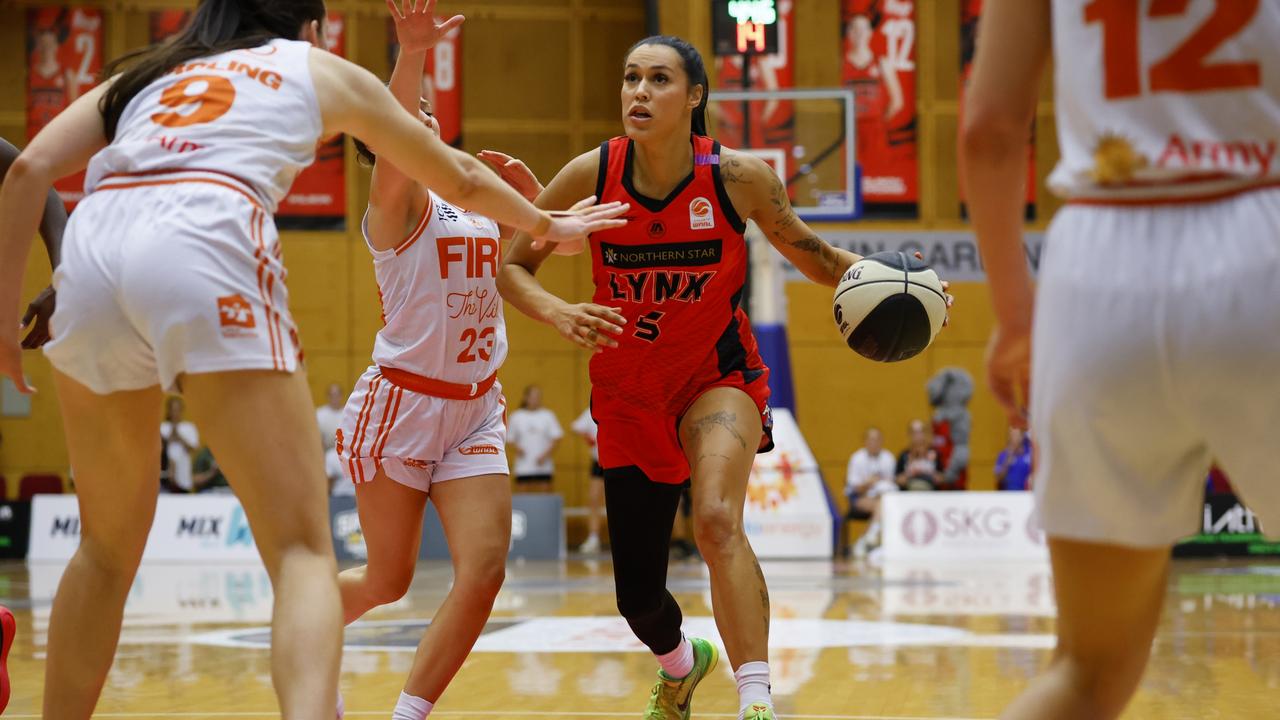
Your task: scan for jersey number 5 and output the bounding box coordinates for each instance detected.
[1086,0,1261,100]
[151,75,237,127]
[634,311,665,343]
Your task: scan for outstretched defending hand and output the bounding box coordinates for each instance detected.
[531,196,629,254]
[477,150,543,202]
[386,0,464,55]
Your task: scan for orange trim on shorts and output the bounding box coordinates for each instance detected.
[250,208,282,371]
[392,195,435,256]
[368,385,400,470]
[351,375,386,484]
[1067,178,1280,207]
[372,387,404,460]
[97,168,265,209]
[378,365,497,401]
[347,376,381,485]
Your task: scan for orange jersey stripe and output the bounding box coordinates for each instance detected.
[393,195,436,256]
[1067,178,1280,207]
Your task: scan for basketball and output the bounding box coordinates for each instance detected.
[832,251,947,362]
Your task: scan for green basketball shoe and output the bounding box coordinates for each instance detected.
[643,637,719,719]
[740,702,777,720]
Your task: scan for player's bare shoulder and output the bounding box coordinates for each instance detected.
[539,146,603,207]
[716,147,778,219]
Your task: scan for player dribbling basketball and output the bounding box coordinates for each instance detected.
[963,2,1280,719]
[500,35,951,720]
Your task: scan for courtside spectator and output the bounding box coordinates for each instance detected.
[844,427,898,557]
[571,407,605,554]
[507,385,562,493]
[315,382,346,491]
[896,419,943,491]
[995,427,1033,491]
[160,398,199,493]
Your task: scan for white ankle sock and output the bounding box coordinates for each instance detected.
[391,691,433,720]
[734,661,772,714]
[656,636,695,679]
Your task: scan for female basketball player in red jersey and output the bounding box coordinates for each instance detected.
[500,36,948,720]
[332,3,577,718]
[0,0,623,716]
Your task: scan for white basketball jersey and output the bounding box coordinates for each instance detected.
[1049,0,1280,202]
[366,191,507,385]
[86,38,321,211]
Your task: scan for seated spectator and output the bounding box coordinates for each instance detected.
[192,446,231,493]
[160,398,199,493]
[896,419,943,491]
[995,427,1033,491]
[844,427,898,558]
[507,385,562,493]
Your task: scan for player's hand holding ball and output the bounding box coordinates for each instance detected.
[833,251,952,362]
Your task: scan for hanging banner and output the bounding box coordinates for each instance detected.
[959,0,1035,208]
[841,0,917,206]
[277,11,347,225]
[147,10,347,225]
[27,7,103,210]
[389,23,463,148]
[713,0,795,182]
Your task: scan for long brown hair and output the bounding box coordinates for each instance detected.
[99,0,325,140]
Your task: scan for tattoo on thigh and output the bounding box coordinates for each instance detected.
[687,411,747,450]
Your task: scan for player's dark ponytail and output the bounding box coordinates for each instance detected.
[99,0,325,140]
[629,35,710,137]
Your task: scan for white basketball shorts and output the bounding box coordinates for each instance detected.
[1032,189,1280,547]
[43,171,299,394]
[337,366,509,492]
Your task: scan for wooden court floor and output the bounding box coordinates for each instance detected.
[2,555,1277,719]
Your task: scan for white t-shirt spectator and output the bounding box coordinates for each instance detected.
[161,421,200,492]
[846,448,897,498]
[571,408,599,462]
[508,408,563,477]
[316,404,343,452]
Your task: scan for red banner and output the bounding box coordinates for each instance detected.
[841,0,917,206]
[959,0,1035,207]
[714,0,795,182]
[277,12,347,223]
[27,7,102,210]
[389,23,463,149]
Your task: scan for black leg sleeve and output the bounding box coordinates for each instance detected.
[604,465,686,655]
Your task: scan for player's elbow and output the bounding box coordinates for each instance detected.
[6,152,54,188]
[960,100,1031,162]
[441,156,487,205]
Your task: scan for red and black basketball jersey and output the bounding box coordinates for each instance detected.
[588,134,768,415]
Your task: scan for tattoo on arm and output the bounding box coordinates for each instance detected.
[685,410,747,451]
[721,156,753,185]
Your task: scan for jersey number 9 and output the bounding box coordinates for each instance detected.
[151,75,237,128]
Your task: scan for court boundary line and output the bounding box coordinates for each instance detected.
[5,707,993,712]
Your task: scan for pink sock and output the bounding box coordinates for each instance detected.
[657,636,695,679]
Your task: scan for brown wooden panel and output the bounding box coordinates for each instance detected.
[582,18,646,123]
[463,129,574,195]
[464,19,572,122]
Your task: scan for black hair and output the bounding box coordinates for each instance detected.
[100,0,325,140]
[626,35,709,136]
[353,136,375,167]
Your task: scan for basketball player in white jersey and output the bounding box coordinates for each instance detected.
[0,0,626,716]
[962,2,1280,718]
[331,4,561,718]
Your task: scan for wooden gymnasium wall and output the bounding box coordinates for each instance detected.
[0,0,1057,507]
